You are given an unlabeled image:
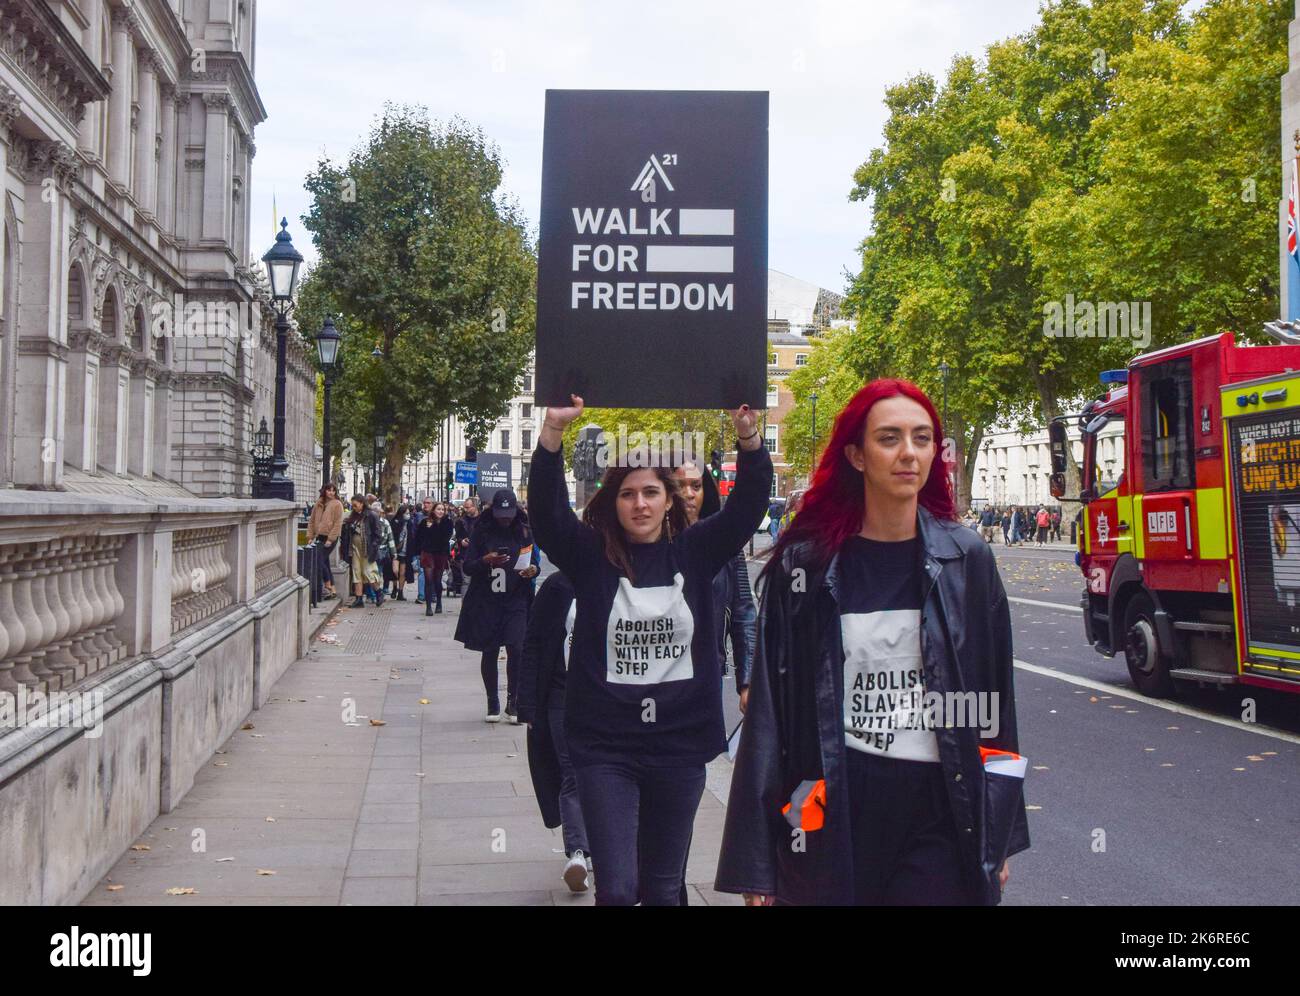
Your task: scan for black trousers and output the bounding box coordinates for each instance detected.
[480,644,520,713]
[845,749,975,905]
[573,759,706,906]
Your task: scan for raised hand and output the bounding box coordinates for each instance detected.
[728,405,761,451]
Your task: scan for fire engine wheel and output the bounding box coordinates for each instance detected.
[1123,593,1175,698]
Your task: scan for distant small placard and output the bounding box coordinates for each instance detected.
[476,452,511,506]
[535,89,769,409]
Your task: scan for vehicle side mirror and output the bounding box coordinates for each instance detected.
[1048,420,1069,475]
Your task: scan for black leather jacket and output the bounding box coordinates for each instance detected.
[715,505,1030,905]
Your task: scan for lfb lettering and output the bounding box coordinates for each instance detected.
[1146,510,1177,534]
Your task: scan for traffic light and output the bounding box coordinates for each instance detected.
[710,449,722,479]
[445,470,453,489]
[465,444,477,462]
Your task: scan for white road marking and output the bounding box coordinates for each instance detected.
[1010,596,1082,613]
[1013,658,1300,746]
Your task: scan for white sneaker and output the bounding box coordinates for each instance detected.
[504,706,520,726]
[485,711,501,723]
[563,850,590,893]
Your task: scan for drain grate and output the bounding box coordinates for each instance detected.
[344,610,393,656]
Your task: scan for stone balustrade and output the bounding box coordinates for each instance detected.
[0,536,128,697]
[0,492,316,904]
[254,518,285,592]
[170,526,235,632]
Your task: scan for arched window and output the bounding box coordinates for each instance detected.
[153,302,166,363]
[132,304,145,351]
[101,287,118,339]
[68,264,85,323]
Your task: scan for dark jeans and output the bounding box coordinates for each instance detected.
[846,749,975,905]
[480,644,520,713]
[316,540,337,591]
[574,758,706,906]
[548,694,589,857]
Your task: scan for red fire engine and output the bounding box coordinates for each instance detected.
[1050,329,1300,698]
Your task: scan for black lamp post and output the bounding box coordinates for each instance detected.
[315,315,341,491]
[374,430,386,498]
[259,218,303,501]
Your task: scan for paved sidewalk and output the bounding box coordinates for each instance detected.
[84,586,741,906]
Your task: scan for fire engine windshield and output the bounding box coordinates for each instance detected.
[1083,415,1125,496]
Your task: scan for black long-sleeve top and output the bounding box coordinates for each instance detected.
[528,441,773,767]
[409,515,454,558]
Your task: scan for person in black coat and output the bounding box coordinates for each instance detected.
[449,499,478,595]
[518,570,591,892]
[453,488,539,721]
[409,499,454,616]
[339,496,384,608]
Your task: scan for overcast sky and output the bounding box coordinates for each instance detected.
[250,0,1045,294]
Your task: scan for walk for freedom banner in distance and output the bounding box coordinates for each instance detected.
[535,90,769,409]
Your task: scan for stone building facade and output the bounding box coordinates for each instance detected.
[0,0,316,501]
[0,0,318,905]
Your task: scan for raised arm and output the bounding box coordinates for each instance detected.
[683,406,773,578]
[530,395,602,578]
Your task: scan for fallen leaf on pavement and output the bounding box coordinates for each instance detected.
[256,869,277,876]
[106,884,124,892]
[241,722,255,731]
[419,698,430,705]
[265,816,276,823]
[369,718,386,726]
[130,844,150,851]
[164,887,197,896]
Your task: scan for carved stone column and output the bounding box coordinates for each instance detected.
[107,7,138,190]
[201,93,232,243]
[134,52,159,215]
[13,142,78,488]
[158,86,178,233]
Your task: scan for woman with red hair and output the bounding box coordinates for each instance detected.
[715,379,1029,906]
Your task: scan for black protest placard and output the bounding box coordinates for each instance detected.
[535,89,768,409]
[475,452,511,506]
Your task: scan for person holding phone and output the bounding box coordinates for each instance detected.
[529,396,772,906]
[454,488,539,722]
[714,379,1028,906]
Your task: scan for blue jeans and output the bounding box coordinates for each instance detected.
[574,758,706,906]
[548,695,589,857]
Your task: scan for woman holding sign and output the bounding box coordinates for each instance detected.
[530,397,772,906]
[714,380,1029,906]
[453,488,539,722]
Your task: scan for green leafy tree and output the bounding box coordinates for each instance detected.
[300,105,536,507]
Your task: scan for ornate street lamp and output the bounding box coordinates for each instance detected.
[259,218,304,501]
[250,416,272,492]
[316,315,342,491]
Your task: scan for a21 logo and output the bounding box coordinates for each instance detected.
[631,154,677,201]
